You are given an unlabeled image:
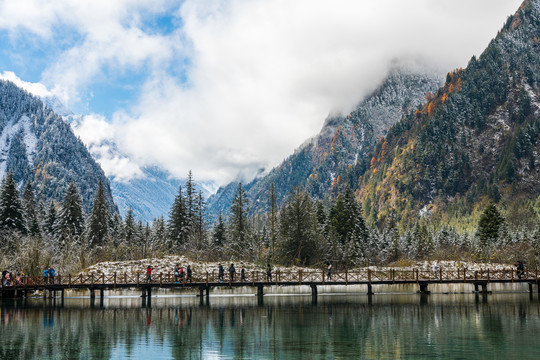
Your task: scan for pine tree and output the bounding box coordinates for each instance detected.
[476,201,505,257]
[168,185,189,248]
[86,180,111,248]
[228,183,249,257]
[123,208,138,249]
[22,182,41,237]
[343,187,369,267]
[185,170,196,235]
[278,188,318,265]
[212,212,227,249]
[55,182,85,248]
[152,216,168,252]
[269,182,277,261]
[192,191,206,249]
[44,200,58,239]
[0,171,27,235]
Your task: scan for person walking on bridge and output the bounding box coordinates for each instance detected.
[186,265,192,283]
[433,261,440,280]
[266,264,272,282]
[146,265,153,283]
[49,267,55,284]
[43,266,49,285]
[229,263,236,282]
[218,264,224,283]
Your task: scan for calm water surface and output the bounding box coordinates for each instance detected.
[1,291,540,359]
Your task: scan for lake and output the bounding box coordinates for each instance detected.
[1,290,540,359]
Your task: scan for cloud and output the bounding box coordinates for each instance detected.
[0,0,523,185]
[0,71,53,98]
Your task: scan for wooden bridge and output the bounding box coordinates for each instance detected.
[2,268,540,301]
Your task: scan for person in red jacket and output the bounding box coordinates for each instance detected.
[146,266,153,282]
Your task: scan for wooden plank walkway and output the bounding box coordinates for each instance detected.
[1,268,539,299]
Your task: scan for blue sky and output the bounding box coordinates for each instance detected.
[0,0,523,185]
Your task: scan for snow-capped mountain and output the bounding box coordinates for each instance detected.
[0,79,116,211]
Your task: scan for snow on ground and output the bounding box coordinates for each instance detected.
[81,257,518,277]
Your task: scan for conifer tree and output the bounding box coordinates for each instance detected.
[278,188,318,265]
[55,181,85,248]
[185,170,196,234]
[0,171,27,235]
[168,185,189,248]
[22,182,41,237]
[86,180,111,248]
[152,216,168,252]
[44,200,58,239]
[123,208,138,248]
[212,212,227,248]
[228,183,249,256]
[476,202,505,256]
[269,182,277,260]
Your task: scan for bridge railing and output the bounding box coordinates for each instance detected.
[3,268,538,288]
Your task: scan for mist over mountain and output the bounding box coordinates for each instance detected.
[207,64,443,218]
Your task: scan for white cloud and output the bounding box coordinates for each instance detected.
[0,0,524,185]
[0,71,53,98]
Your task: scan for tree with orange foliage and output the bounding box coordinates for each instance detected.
[370,156,377,170]
[381,141,389,158]
[427,102,435,117]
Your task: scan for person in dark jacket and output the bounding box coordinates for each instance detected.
[218,264,224,282]
[266,264,272,281]
[240,264,246,282]
[229,263,236,282]
[515,260,525,279]
[49,267,55,284]
[187,265,192,283]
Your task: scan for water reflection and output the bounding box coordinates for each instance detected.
[1,293,539,359]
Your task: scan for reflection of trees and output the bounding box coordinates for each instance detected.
[0,296,539,359]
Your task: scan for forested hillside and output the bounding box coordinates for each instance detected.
[352,0,540,230]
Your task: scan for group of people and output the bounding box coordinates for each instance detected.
[217,263,273,283]
[144,265,194,283]
[1,269,24,286]
[43,266,56,284]
[174,265,192,283]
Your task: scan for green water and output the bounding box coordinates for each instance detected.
[1,292,540,359]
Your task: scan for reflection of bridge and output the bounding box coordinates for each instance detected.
[1,268,539,301]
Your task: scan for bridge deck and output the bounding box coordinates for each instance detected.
[1,268,538,297]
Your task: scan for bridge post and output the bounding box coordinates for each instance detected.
[100,288,104,300]
[90,288,95,299]
[199,287,204,297]
[367,269,373,295]
[147,287,152,298]
[367,283,373,295]
[481,283,488,294]
[419,282,430,294]
[141,287,147,298]
[528,283,533,293]
[257,285,264,299]
[206,286,210,299]
[474,283,479,292]
[310,284,317,297]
